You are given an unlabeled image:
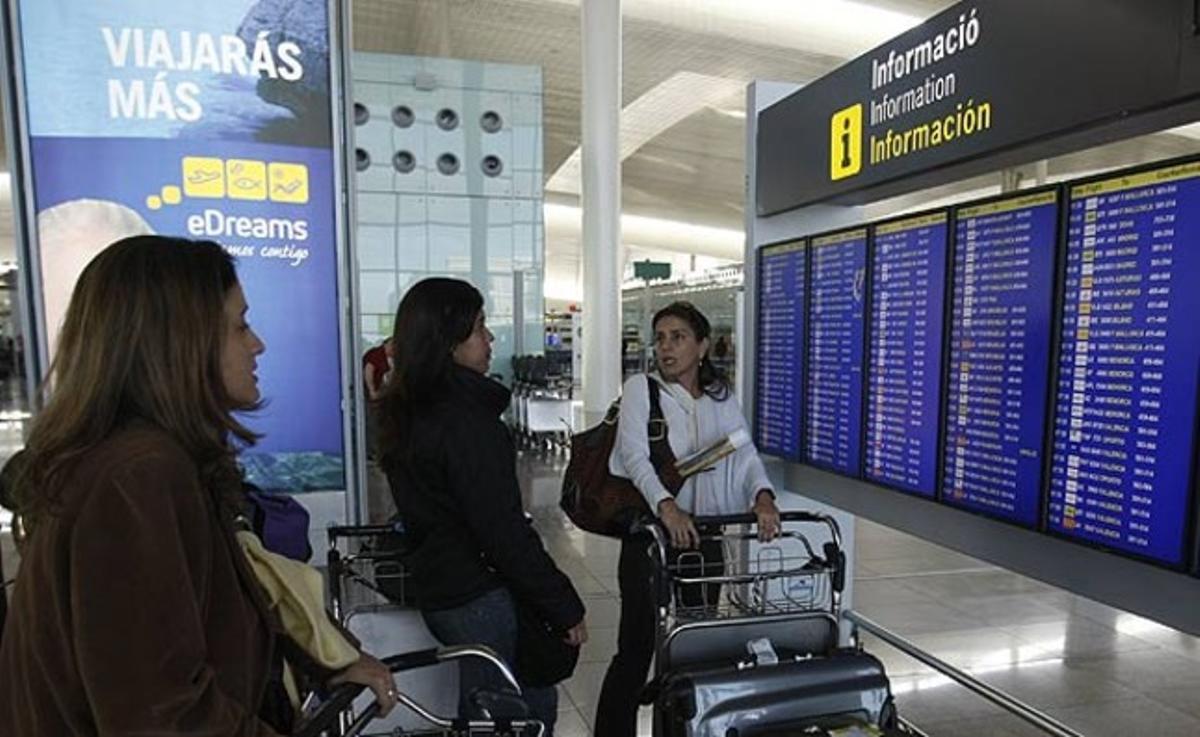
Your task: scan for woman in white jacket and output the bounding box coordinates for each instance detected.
[595,301,781,737]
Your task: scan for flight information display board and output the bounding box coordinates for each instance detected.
[805,229,867,475]
[943,191,1059,526]
[756,240,807,459]
[866,212,950,497]
[1049,162,1200,567]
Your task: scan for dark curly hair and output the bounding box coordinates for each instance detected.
[652,301,730,401]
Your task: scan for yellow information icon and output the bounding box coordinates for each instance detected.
[226,159,268,201]
[829,103,863,181]
[269,162,309,204]
[182,157,225,198]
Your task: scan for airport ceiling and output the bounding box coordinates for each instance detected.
[351,0,1200,263]
[352,0,957,236]
[3,1,1199,267]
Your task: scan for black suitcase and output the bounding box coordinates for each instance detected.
[657,649,897,737]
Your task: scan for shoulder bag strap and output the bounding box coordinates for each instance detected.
[646,376,683,494]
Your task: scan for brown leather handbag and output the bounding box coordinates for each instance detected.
[559,376,683,537]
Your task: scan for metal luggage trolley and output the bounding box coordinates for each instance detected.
[509,355,576,454]
[312,524,544,737]
[643,510,847,682]
[640,511,905,737]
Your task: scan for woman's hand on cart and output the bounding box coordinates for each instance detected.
[297,646,538,737]
[329,652,399,717]
[657,498,700,549]
[752,490,782,542]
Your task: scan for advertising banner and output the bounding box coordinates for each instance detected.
[8,0,346,492]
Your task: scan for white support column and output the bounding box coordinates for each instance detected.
[581,0,622,422]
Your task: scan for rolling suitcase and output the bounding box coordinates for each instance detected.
[657,649,897,737]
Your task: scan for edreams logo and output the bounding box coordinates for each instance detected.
[830,104,863,181]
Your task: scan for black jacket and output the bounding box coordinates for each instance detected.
[385,367,584,631]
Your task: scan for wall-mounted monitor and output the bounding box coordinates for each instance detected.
[943,190,1061,527]
[755,239,807,460]
[1048,160,1200,567]
[866,211,951,497]
[804,228,868,476]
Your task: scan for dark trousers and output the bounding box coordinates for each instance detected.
[594,533,723,737]
[422,587,558,735]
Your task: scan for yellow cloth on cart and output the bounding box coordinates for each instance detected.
[236,530,359,705]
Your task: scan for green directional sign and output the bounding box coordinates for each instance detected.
[634,260,671,280]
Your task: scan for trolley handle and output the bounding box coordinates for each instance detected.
[327,522,404,542]
[383,647,442,671]
[698,510,842,551]
[694,511,846,593]
[295,681,363,737]
[692,510,830,527]
[294,646,521,737]
[293,649,440,737]
[635,510,846,594]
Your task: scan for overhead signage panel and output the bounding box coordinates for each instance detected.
[757,0,1185,214]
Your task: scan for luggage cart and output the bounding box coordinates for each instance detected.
[295,645,545,737]
[639,511,904,737]
[321,524,542,736]
[509,355,576,454]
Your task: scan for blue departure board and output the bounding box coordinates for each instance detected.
[1049,162,1200,567]
[805,229,867,475]
[756,240,807,459]
[943,192,1059,526]
[866,212,950,497]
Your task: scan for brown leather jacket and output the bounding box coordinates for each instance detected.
[0,422,280,736]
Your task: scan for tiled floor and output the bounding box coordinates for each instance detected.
[5,434,1200,736]
[518,451,1200,737]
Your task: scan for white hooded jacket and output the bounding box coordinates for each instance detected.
[608,372,774,516]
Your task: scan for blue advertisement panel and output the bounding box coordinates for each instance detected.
[1049,162,1200,567]
[756,240,806,460]
[805,229,867,476]
[866,212,949,497]
[13,0,345,491]
[943,191,1058,527]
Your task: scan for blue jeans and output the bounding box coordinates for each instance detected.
[422,587,558,735]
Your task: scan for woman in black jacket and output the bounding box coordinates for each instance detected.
[378,277,586,734]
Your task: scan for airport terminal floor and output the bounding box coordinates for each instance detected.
[5,398,1200,735]
[514,452,1200,737]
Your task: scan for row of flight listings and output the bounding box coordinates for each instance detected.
[754,155,1200,572]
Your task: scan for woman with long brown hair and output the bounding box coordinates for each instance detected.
[0,235,395,735]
